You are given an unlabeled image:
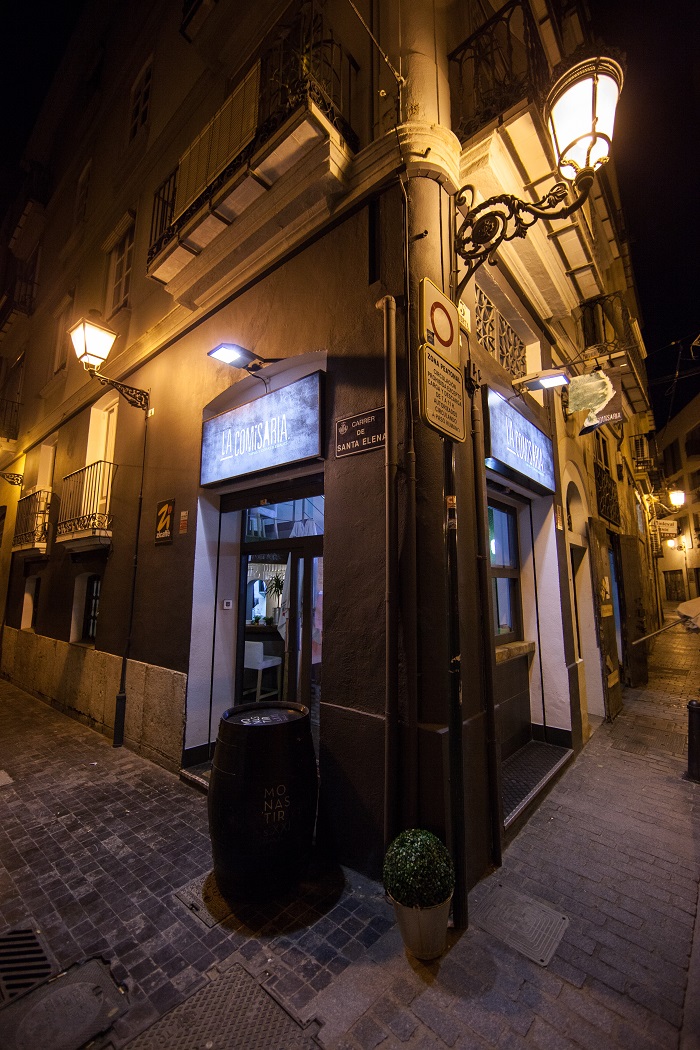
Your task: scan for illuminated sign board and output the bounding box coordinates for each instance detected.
[200,372,323,485]
[485,389,555,494]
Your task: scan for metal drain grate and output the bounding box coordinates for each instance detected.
[124,963,318,1049]
[0,927,54,1004]
[0,957,127,1050]
[471,882,569,967]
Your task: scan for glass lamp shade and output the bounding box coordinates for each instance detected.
[669,489,686,507]
[546,57,623,182]
[69,317,118,369]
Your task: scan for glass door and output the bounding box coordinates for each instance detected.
[237,494,323,748]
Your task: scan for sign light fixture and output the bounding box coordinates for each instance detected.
[512,368,570,392]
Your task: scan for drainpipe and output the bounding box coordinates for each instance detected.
[376,295,399,847]
[114,412,149,747]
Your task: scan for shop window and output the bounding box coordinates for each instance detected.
[129,59,152,142]
[21,576,41,630]
[488,501,520,643]
[71,573,101,643]
[243,496,324,543]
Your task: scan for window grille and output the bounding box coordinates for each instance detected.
[475,287,526,378]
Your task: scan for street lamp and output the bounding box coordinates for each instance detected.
[68,313,150,747]
[207,343,281,373]
[511,367,570,392]
[669,489,686,508]
[69,316,149,411]
[454,56,623,298]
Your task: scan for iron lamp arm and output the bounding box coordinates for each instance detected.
[86,366,150,411]
[454,168,595,301]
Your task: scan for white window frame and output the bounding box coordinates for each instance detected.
[129,59,152,142]
[52,295,73,375]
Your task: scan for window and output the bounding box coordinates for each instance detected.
[74,162,91,226]
[21,576,41,630]
[71,573,102,643]
[663,439,682,477]
[594,431,610,470]
[52,295,73,375]
[488,501,520,643]
[686,424,700,459]
[129,60,152,141]
[110,224,134,313]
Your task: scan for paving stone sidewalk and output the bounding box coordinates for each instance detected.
[0,610,698,1049]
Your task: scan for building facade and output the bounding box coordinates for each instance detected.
[652,392,700,605]
[0,0,658,889]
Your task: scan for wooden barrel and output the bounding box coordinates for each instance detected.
[208,702,318,899]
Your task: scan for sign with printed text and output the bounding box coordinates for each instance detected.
[201,372,323,485]
[419,345,465,442]
[485,388,555,493]
[419,278,460,366]
[335,407,385,457]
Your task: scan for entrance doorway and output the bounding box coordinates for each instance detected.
[237,494,324,748]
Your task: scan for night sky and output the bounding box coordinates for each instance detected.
[2,1,699,428]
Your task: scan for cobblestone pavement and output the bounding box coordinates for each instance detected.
[0,610,698,1049]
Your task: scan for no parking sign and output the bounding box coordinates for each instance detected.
[419,278,460,367]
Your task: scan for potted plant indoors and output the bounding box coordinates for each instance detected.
[383,828,455,961]
[266,571,285,623]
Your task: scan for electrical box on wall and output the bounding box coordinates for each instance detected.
[222,599,233,610]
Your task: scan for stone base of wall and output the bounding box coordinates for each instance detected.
[1,627,187,774]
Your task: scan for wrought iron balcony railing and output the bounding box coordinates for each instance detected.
[57,460,117,537]
[449,0,549,144]
[594,461,620,526]
[12,490,52,550]
[149,0,358,264]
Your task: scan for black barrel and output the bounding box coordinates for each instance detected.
[208,701,318,899]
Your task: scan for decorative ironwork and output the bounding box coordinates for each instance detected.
[149,170,178,256]
[13,490,51,549]
[148,0,359,264]
[87,369,149,411]
[449,0,549,144]
[475,287,526,379]
[0,473,23,486]
[594,460,620,526]
[57,461,117,538]
[454,174,593,299]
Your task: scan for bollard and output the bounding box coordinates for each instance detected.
[688,700,700,783]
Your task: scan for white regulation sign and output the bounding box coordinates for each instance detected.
[419,345,466,442]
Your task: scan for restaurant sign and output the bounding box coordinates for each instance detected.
[485,389,555,494]
[201,372,323,485]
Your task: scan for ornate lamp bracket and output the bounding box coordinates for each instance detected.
[454,169,594,301]
[88,368,150,411]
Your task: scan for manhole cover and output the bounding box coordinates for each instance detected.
[0,958,127,1050]
[471,883,569,967]
[174,872,234,929]
[0,927,55,1004]
[124,963,317,1049]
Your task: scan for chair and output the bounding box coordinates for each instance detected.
[243,641,282,701]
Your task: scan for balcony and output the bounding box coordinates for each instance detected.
[579,293,649,415]
[12,490,52,555]
[56,461,117,552]
[594,461,620,526]
[449,0,548,145]
[0,253,39,336]
[148,0,358,294]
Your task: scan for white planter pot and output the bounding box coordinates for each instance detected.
[389,894,452,960]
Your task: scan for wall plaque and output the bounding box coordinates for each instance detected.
[419,345,466,442]
[201,372,323,486]
[335,407,385,457]
[485,389,555,494]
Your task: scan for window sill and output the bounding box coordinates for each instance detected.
[495,640,536,665]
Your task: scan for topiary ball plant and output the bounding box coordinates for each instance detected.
[383,829,455,909]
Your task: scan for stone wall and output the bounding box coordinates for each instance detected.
[1,628,186,773]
